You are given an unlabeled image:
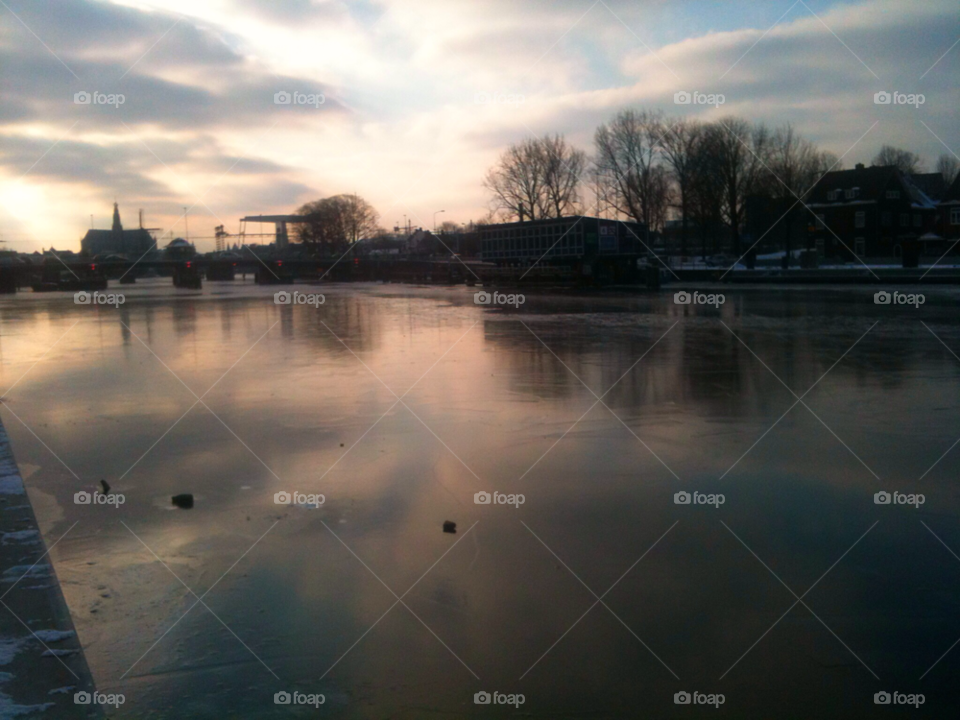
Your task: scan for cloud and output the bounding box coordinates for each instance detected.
[1,0,959,252]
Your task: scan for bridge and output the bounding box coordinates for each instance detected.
[0,255,496,294]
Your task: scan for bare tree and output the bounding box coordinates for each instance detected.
[594,109,668,238]
[658,117,702,256]
[296,194,379,251]
[936,154,960,185]
[872,145,923,173]
[484,135,585,222]
[539,134,586,217]
[710,117,770,257]
[688,129,726,259]
[763,124,834,266]
[484,139,545,222]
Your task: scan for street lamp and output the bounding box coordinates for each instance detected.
[434,210,445,232]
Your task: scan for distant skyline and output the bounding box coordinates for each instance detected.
[1,0,958,253]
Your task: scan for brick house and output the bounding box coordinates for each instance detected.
[806,164,938,264]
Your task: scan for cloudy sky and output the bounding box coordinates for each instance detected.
[0,0,957,253]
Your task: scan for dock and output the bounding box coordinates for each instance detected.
[0,417,102,718]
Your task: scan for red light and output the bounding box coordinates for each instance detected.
[90,264,96,270]
[186,261,192,268]
[232,263,237,266]
[354,258,359,265]
[277,261,283,267]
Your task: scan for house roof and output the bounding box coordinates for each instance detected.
[910,173,947,201]
[807,165,900,204]
[808,165,938,209]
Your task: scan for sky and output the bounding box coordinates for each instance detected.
[0,0,958,253]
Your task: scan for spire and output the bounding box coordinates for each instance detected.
[112,203,122,233]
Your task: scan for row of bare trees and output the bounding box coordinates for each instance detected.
[484,111,959,257]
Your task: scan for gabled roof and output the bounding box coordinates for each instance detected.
[910,173,947,202]
[807,165,900,204]
[900,174,938,209]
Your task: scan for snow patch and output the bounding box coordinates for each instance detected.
[1,531,38,546]
[0,478,24,496]
[1,565,50,582]
[32,631,74,644]
[40,649,78,658]
[0,639,22,667]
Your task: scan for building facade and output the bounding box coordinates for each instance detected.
[81,204,155,258]
[480,216,650,264]
[806,164,938,262]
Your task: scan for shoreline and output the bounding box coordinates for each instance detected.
[0,417,102,719]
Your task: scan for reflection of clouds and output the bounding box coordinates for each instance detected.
[6,286,960,715]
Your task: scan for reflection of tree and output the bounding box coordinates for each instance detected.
[482,310,912,425]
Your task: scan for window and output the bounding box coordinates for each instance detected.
[855,238,866,256]
[885,190,900,199]
[881,212,891,226]
[913,214,922,228]
[855,211,866,228]
[952,207,960,225]
[815,238,825,256]
[845,187,860,200]
[900,213,909,227]
[816,214,826,229]
[827,189,839,201]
